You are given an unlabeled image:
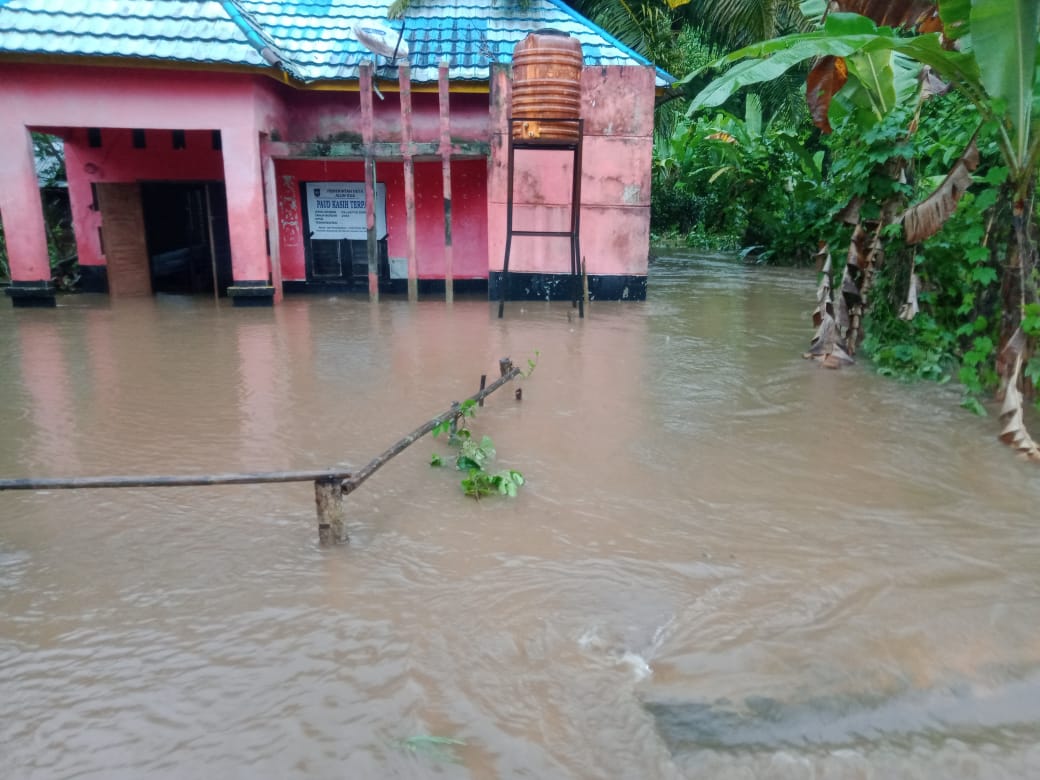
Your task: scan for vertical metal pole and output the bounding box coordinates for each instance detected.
[438,62,454,304]
[497,127,515,319]
[573,119,584,318]
[399,63,418,302]
[204,182,220,303]
[315,476,346,544]
[361,62,379,302]
[582,255,589,310]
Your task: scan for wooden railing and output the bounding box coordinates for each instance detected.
[0,358,522,544]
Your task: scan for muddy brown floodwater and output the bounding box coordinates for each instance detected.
[2,253,1040,779]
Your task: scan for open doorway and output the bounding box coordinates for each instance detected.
[140,181,231,296]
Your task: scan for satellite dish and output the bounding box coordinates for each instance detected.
[354,20,409,62]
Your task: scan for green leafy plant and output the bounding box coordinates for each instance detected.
[393,734,466,764]
[431,397,524,499]
[524,350,540,378]
[431,398,477,440]
[461,468,525,499]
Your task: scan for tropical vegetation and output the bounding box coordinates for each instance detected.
[576,0,1039,460]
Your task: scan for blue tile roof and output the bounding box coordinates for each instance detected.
[0,0,271,68]
[0,0,673,85]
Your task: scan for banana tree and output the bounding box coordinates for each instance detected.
[680,0,1040,459]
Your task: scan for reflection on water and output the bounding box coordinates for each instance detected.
[1,255,1039,779]
[646,672,1040,750]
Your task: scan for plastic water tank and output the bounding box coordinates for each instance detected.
[511,29,583,142]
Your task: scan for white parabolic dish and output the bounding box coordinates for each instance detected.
[353,20,409,60]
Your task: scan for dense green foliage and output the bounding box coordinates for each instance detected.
[850,97,1008,400]
[619,0,1040,424]
[652,93,824,258]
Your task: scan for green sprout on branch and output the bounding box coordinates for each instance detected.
[430,381,527,499]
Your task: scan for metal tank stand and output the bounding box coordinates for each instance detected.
[497,117,584,319]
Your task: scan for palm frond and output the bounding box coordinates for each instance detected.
[387,0,410,19]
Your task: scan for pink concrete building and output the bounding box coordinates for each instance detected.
[0,0,669,307]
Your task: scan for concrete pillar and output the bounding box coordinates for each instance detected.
[221,125,276,306]
[0,122,55,307]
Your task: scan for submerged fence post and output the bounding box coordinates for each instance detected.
[449,401,460,436]
[399,63,419,302]
[315,476,345,545]
[0,360,524,547]
[360,61,379,303]
[438,61,454,303]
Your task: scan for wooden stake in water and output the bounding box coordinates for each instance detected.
[314,476,345,544]
[0,361,524,547]
[399,63,419,302]
[439,61,454,303]
[361,61,380,303]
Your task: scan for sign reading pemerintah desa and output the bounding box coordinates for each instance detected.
[305,182,387,240]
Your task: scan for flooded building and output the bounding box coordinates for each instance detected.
[0,0,669,307]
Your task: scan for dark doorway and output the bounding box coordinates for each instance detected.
[140,181,232,296]
[298,182,389,290]
[306,237,388,288]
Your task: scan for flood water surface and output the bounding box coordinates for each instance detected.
[2,254,1039,778]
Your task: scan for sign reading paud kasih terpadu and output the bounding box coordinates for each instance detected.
[305,182,387,240]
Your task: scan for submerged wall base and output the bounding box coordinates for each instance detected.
[228,281,275,307]
[488,272,646,302]
[5,281,56,308]
[77,265,109,294]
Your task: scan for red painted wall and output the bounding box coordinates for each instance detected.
[275,158,488,281]
[284,89,490,145]
[488,65,655,278]
[1,58,654,298]
[65,128,226,267]
[0,63,285,287]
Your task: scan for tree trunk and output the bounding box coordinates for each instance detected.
[996,176,1040,459]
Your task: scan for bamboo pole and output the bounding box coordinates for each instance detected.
[438,61,454,303]
[361,61,380,302]
[399,63,418,302]
[0,360,522,545]
[0,468,353,492]
[205,183,220,303]
[342,363,521,496]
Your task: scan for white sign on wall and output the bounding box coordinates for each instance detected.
[305,181,387,240]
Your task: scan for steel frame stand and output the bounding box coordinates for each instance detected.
[497,117,584,319]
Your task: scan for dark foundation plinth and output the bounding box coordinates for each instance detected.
[488,272,646,302]
[227,281,275,307]
[77,265,109,293]
[5,281,56,308]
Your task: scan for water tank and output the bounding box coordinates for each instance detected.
[511,29,583,143]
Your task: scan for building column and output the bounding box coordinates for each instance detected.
[221,125,277,306]
[0,123,55,307]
